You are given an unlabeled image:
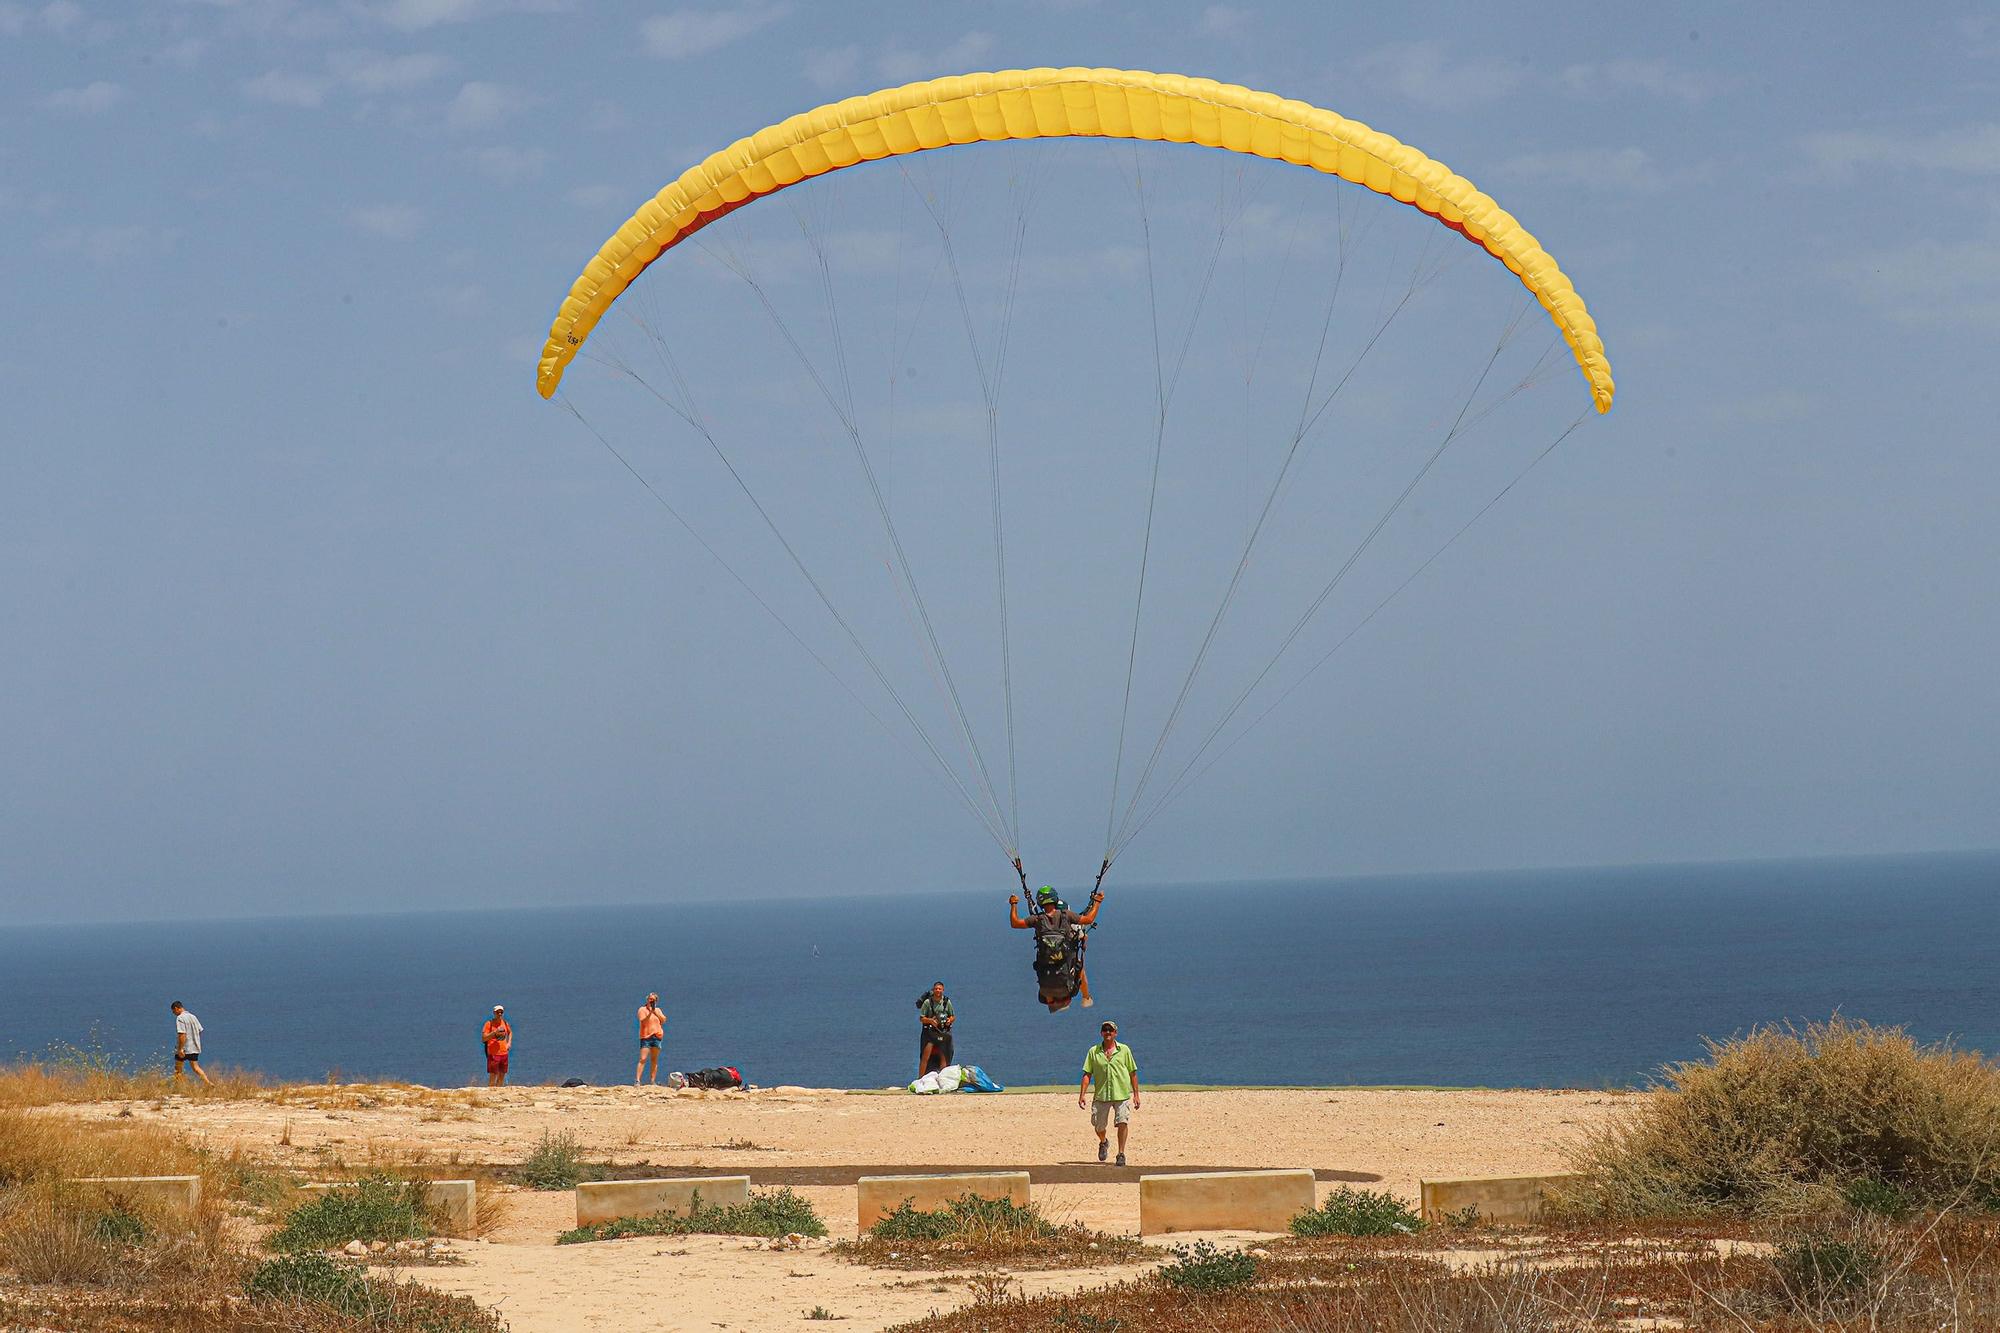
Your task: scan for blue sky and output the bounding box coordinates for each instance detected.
[4,1,1998,924]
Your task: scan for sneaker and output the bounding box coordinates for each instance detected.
[1115,1153,1126,1167]
[1080,996,1094,1008]
[1098,1140,1108,1162]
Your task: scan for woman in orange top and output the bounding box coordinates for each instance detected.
[635,993,666,1086]
[482,1006,512,1087]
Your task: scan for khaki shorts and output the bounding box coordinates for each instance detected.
[1090,1098,1133,1131]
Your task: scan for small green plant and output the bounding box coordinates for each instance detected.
[1157,1239,1259,1293]
[805,1306,837,1320]
[558,1187,827,1244]
[870,1194,1056,1242]
[247,1252,371,1306]
[519,1129,592,1190]
[1441,1204,1484,1228]
[1290,1186,1426,1237]
[268,1176,430,1252]
[1774,1233,1882,1303]
[89,1207,149,1246]
[247,1251,504,1332]
[1053,1312,1125,1331]
[1842,1177,1912,1219]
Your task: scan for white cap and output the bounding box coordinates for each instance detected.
[493,1004,504,1012]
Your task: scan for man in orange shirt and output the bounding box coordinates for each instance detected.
[482,1005,512,1087]
[635,992,666,1086]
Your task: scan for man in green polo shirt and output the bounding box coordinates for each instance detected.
[1079,1020,1140,1166]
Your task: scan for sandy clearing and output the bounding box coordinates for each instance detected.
[54,1084,1634,1331]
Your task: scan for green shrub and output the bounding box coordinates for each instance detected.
[558,1186,826,1244]
[246,1252,370,1307]
[1559,1017,2000,1218]
[870,1194,1056,1243]
[1843,1177,1914,1219]
[247,1251,505,1332]
[268,1176,429,1252]
[89,1207,149,1246]
[519,1129,592,1190]
[1157,1239,1259,1293]
[1290,1186,1425,1237]
[1774,1233,1882,1303]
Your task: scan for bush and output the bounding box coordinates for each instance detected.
[519,1129,591,1190]
[1774,1233,1883,1303]
[1844,1177,1914,1219]
[247,1251,505,1332]
[1291,1187,1425,1237]
[1157,1239,1259,1293]
[1558,1016,2000,1217]
[268,1176,429,1252]
[558,1187,826,1244]
[246,1252,371,1306]
[870,1194,1057,1243]
[90,1207,150,1246]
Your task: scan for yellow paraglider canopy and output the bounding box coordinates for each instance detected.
[536,66,1614,412]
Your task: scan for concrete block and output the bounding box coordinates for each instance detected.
[1138,1169,1314,1235]
[1420,1173,1581,1225]
[574,1176,750,1228]
[855,1172,1031,1232]
[71,1176,201,1212]
[301,1180,478,1235]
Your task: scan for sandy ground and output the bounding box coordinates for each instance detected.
[63,1084,1633,1331]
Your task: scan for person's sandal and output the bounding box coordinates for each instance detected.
[1115,1153,1126,1167]
[1098,1140,1108,1162]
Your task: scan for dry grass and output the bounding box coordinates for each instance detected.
[1555,1017,2000,1218]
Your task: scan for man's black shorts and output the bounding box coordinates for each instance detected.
[175,1052,201,1063]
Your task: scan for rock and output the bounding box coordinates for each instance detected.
[343,1240,367,1257]
[368,1240,387,1254]
[1248,1248,1270,1258]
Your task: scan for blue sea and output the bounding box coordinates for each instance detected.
[4,853,1995,1091]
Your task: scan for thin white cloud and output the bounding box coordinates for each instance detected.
[446,79,516,131]
[376,0,480,31]
[243,69,334,108]
[877,31,994,84]
[1843,235,2000,327]
[1804,124,2000,180]
[43,223,176,264]
[350,203,425,239]
[471,144,547,184]
[1199,5,1247,37]
[44,80,125,114]
[1558,59,1715,104]
[567,183,628,210]
[38,0,82,36]
[1498,146,1705,194]
[156,37,207,69]
[331,50,450,94]
[804,43,861,92]
[641,3,788,60]
[1352,41,1524,110]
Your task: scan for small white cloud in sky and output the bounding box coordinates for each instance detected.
[43,223,174,264]
[877,31,993,85]
[567,183,628,210]
[641,3,789,60]
[376,0,481,31]
[1352,41,1524,110]
[1843,235,2000,326]
[350,203,425,238]
[446,79,515,130]
[1199,5,1247,37]
[156,37,207,69]
[472,144,548,184]
[44,80,125,114]
[244,69,334,108]
[38,0,82,36]
[1559,58,1715,104]
[332,50,451,94]
[804,43,861,92]
[1803,124,2000,180]
[1498,146,1702,194]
